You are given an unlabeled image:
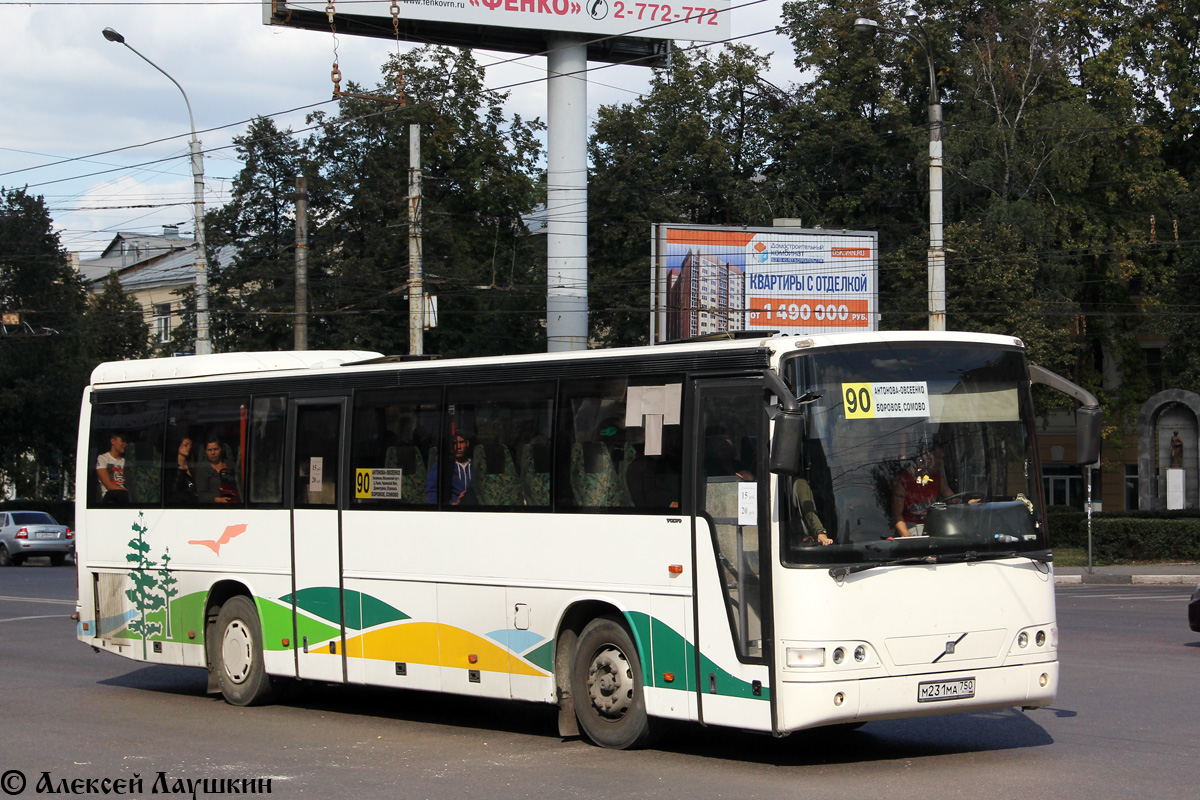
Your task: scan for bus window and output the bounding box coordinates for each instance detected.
[351,387,441,507]
[165,396,250,507]
[440,382,554,509]
[557,377,683,513]
[248,396,286,505]
[88,401,166,508]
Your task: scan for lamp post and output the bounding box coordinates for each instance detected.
[855,12,945,332]
[102,27,210,354]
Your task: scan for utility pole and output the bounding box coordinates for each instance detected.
[408,124,424,356]
[294,176,309,351]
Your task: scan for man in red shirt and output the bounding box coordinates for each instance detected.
[891,445,954,536]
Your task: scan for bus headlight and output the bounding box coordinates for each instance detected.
[785,647,825,668]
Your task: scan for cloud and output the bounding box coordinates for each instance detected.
[3,0,797,257]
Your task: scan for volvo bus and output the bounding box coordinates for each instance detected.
[74,331,1100,748]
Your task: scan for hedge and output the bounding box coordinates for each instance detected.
[0,500,75,527]
[1044,506,1200,563]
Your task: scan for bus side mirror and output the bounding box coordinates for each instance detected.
[1076,405,1103,465]
[1029,365,1103,466]
[770,411,804,475]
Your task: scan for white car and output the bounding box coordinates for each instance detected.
[0,511,74,566]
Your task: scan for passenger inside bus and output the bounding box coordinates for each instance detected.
[96,433,130,505]
[792,478,831,545]
[196,435,240,504]
[167,437,197,504]
[426,430,476,505]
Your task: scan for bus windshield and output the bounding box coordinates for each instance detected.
[780,345,1043,567]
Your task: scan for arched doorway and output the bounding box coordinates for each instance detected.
[1137,390,1200,510]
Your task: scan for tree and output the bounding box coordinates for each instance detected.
[308,46,546,357]
[207,116,313,352]
[85,272,151,364]
[0,187,90,497]
[588,44,778,346]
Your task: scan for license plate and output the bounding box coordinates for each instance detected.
[34,531,58,540]
[918,677,975,702]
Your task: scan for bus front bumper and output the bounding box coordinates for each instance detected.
[774,661,1058,734]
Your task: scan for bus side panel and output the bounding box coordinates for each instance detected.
[341,511,693,707]
[341,576,441,693]
[76,507,294,671]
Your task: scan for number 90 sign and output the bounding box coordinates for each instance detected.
[841,382,930,420]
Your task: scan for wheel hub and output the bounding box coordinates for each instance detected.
[586,645,633,720]
[221,619,253,685]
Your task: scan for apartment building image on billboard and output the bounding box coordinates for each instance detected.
[666,249,745,340]
[652,225,879,343]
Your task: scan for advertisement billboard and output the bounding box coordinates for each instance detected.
[651,225,879,343]
[266,0,730,52]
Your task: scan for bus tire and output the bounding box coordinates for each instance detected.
[213,596,278,707]
[571,615,656,750]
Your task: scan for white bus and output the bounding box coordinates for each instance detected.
[74,332,1100,749]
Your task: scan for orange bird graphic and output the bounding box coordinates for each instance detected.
[189,524,247,556]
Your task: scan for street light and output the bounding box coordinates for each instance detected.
[102,27,211,354]
[855,12,946,332]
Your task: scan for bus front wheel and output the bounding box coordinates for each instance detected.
[571,616,656,749]
[213,596,277,706]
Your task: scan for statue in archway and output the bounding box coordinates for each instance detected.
[1170,430,1184,469]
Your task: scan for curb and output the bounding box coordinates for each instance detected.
[1055,574,1200,586]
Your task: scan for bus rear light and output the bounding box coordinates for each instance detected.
[668,564,683,575]
[663,672,675,683]
[785,647,825,668]
[15,527,28,539]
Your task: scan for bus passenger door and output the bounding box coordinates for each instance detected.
[289,398,347,683]
[691,379,773,732]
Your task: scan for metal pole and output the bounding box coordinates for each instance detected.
[928,94,945,332]
[103,29,209,354]
[546,36,589,352]
[294,176,308,351]
[408,124,424,356]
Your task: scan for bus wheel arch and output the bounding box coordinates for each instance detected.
[558,603,658,749]
[204,583,277,706]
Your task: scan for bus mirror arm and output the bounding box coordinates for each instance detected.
[1029,365,1103,465]
[764,370,808,475]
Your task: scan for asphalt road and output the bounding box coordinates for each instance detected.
[1,560,1197,799]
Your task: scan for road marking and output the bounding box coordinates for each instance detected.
[0,594,75,606]
[0,614,71,623]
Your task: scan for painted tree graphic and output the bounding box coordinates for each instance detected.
[158,547,178,640]
[125,511,162,659]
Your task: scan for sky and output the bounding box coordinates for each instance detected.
[2,0,799,261]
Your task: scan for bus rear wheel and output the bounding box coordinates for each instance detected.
[213,596,277,706]
[571,616,656,750]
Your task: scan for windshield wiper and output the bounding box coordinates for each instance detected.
[829,548,1053,579]
[829,556,937,579]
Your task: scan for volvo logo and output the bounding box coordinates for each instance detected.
[932,632,968,663]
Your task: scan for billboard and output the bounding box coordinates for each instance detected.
[651,225,879,343]
[265,0,729,60]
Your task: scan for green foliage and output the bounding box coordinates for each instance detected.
[588,44,779,346]
[85,272,150,364]
[1089,517,1200,563]
[0,187,91,497]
